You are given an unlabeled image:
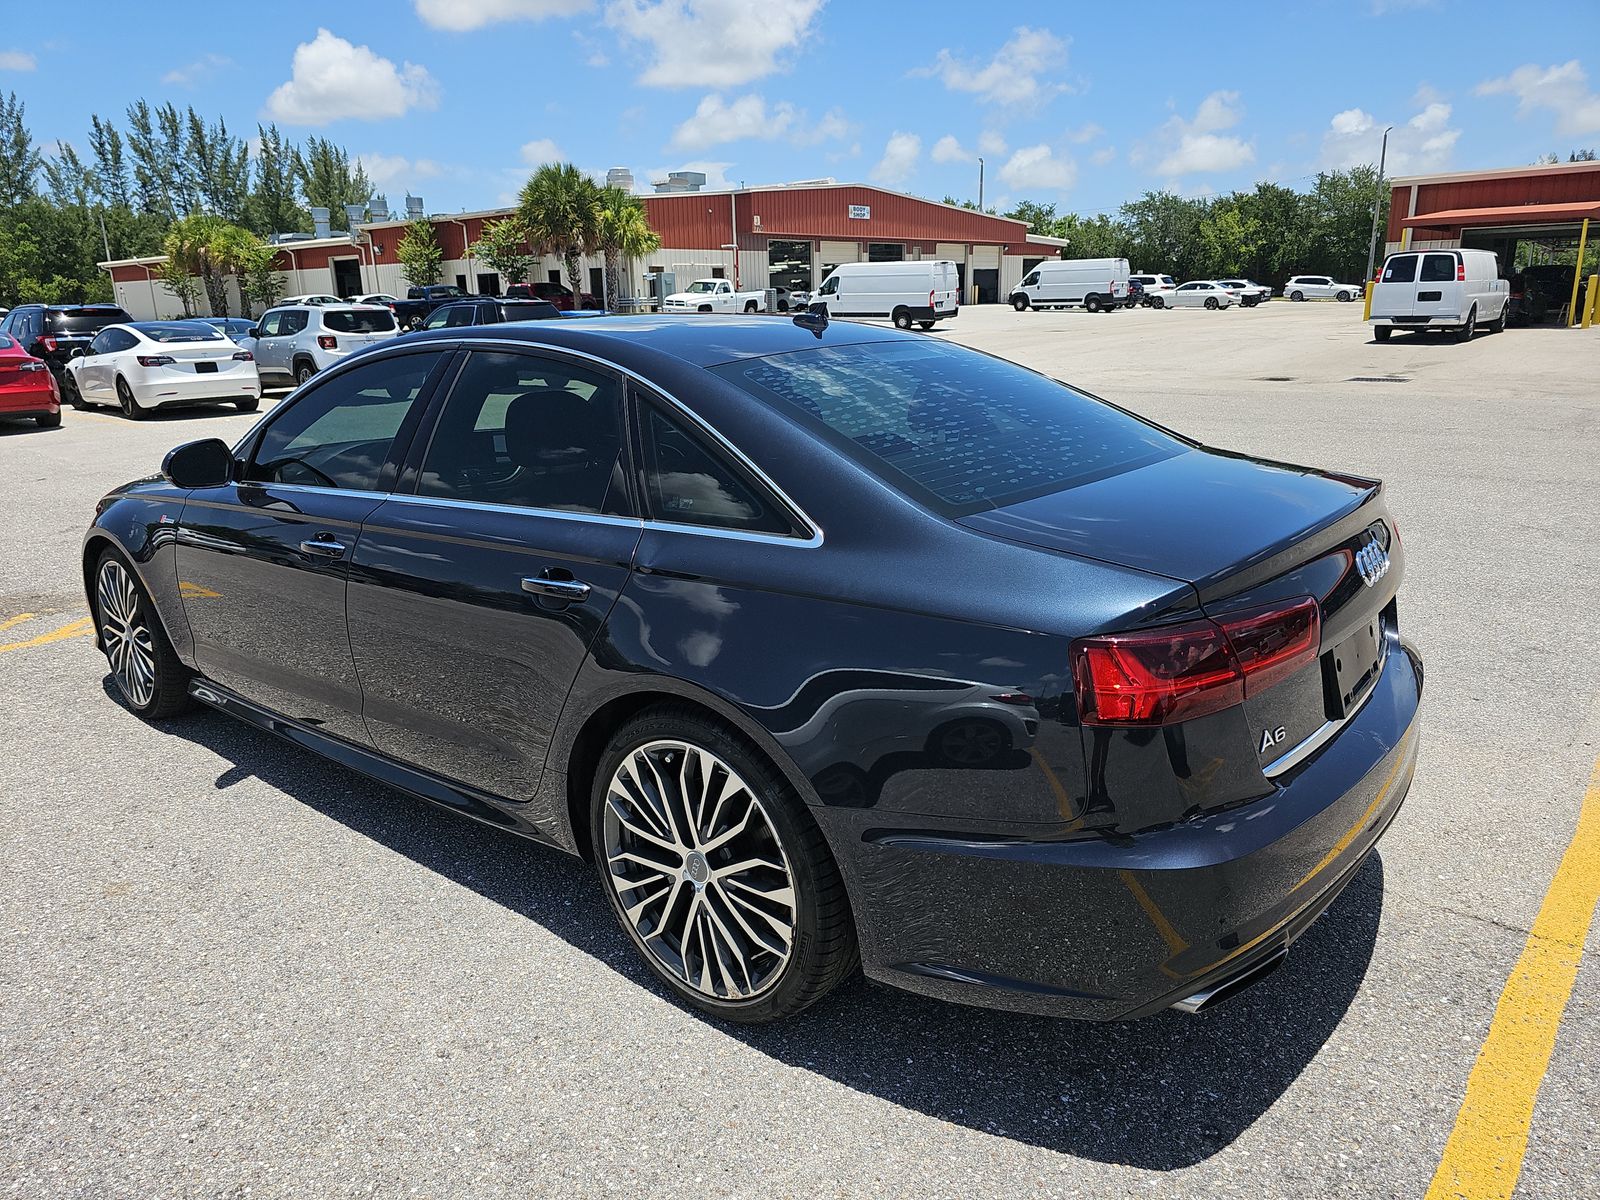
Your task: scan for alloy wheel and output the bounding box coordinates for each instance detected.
[602,738,797,1001]
[97,559,156,708]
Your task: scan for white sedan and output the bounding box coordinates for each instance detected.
[278,293,342,306]
[62,321,261,420]
[1168,281,1237,309]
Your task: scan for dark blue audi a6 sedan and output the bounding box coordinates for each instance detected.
[83,314,1422,1024]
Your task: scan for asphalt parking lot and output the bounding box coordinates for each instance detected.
[2,302,1596,1198]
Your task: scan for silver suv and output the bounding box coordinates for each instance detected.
[252,304,400,388]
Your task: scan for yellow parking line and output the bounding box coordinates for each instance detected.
[0,616,94,655]
[0,612,37,633]
[1425,756,1600,1200]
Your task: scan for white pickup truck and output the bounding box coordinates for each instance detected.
[662,278,767,313]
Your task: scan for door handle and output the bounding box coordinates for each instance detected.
[299,535,346,558]
[522,575,591,603]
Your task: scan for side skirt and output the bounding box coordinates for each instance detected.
[186,679,570,853]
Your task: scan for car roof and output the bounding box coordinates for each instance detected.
[400,313,909,369]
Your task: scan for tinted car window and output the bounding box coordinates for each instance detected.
[713,340,1186,516]
[421,308,454,331]
[135,322,223,343]
[502,301,560,321]
[1420,254,1457,282]
[641,404,795,535]
[89,330,117,355]
[249,352,443,491]
[416,350,628,515]
[47,307,132,333]
[323,308,398,333]
[281,310,310,335]
[445,305,479,327]
[1382,255,1418,283]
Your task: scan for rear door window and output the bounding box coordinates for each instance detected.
[323,309,397,333]
[281,310,309,335]
[1420,254,1457,282]
[1382,255,1418,283]
[639,402,798,535]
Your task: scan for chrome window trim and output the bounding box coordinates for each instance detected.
[1262,633,1392,779]
[236,334,826,548]
[374,491,644,531]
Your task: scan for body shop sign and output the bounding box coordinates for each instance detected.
[847,204,871,220]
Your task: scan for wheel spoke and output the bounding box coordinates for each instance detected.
[601,736,797,1002]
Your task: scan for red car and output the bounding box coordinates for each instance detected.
[505,281,601,310]
[0,333,60,428]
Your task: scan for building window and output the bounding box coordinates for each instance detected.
[711,267,726,278]
[868,243,904,262]
[767,238,812,294]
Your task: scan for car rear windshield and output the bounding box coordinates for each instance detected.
[711,341,1187,515]
[136,322,223,343]
[323,309,398,333]
[502,301,560,319]
[46,307,132,333]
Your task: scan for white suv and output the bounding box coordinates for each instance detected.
[1282,275,1359,302]
[1129,273,1177,307]
[252,304,401,388]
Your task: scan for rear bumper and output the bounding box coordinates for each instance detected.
[816,634,1423,1020]
[0,384,60,416]
[1370,315,1464,328]
[132,371,261,407]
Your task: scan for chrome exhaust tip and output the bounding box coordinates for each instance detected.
[1171,949,1288,1014]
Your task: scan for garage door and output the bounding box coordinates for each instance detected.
[820,240,859,264]
[970,245,1001,270]
[936,243,966,263]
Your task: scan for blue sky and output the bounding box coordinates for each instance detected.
[8,1,1600,216]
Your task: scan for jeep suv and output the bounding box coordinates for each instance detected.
[250,304,400,388]
[0,304,134,376]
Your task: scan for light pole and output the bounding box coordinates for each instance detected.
[1364,125,1394,284]
[978,157,985,211]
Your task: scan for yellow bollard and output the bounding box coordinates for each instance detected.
[1584,274,1598,329]
[1363,279,1375,321]
[1568,217,1589,327]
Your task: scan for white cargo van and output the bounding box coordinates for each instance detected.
[1010,258,1131,312]
[1369,248,1509,341]
[810,261,960,328]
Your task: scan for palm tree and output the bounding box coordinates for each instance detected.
[519,162,601,308]
[595,187,661,309]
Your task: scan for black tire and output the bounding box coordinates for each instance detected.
[743,301,758,313]
[1151,296,1165,309]
[1374,326,1393,342]
[697,304,713,314]
[1012,295,1029,312]
[1489,303,1507,333]
[36,407,61,428]
[1454,307,1477,342]
[1085,295,1103,313]
[92,547,194,721]
[115,377,145,420]
[294,361,315,387]
[892,307,913,329]
[590,704,857,1024]
[234,394,260,412]
[1205,296,1220,310]
[62,373,88,410]
[1290,290,1305,302]
[1337,290,1353,302]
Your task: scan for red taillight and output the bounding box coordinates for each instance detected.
[41,336,58,352]
[1072,598,1320,726]
[317,334,337,350]
[136,354,174,367]
[1456,262,1466,282]
[232,350,253,361]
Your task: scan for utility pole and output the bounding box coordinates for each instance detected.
[97,210,113,263]
[978,158,984,211]
[1364,126,1394,284]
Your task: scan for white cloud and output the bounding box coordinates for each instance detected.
[871,131,921,186]
[606,0,824,88]
[977,129,1007,156]
[162,53,231,86]
[1478,60,1600,137]
[999,144,1076,192]
[669,93,849,150]
[1319,97,1461,172]
[265,29,439,125]
[414,0,592,30]
[520,138,564,164]
[1090,145,1117,166]
[916,27,1069,109]
[358,152,443,189]
[1063,122,1104,144]
[931,135,971,164]
[1139,90,1255,176]
[0,50,34,71]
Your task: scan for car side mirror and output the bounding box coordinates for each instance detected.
[69,346,86,358]
[162,438,236,489]
[249,326,261,338]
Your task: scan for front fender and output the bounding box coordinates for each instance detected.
[82,485,193,665]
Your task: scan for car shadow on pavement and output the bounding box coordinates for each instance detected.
[155,697,1384,1171]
